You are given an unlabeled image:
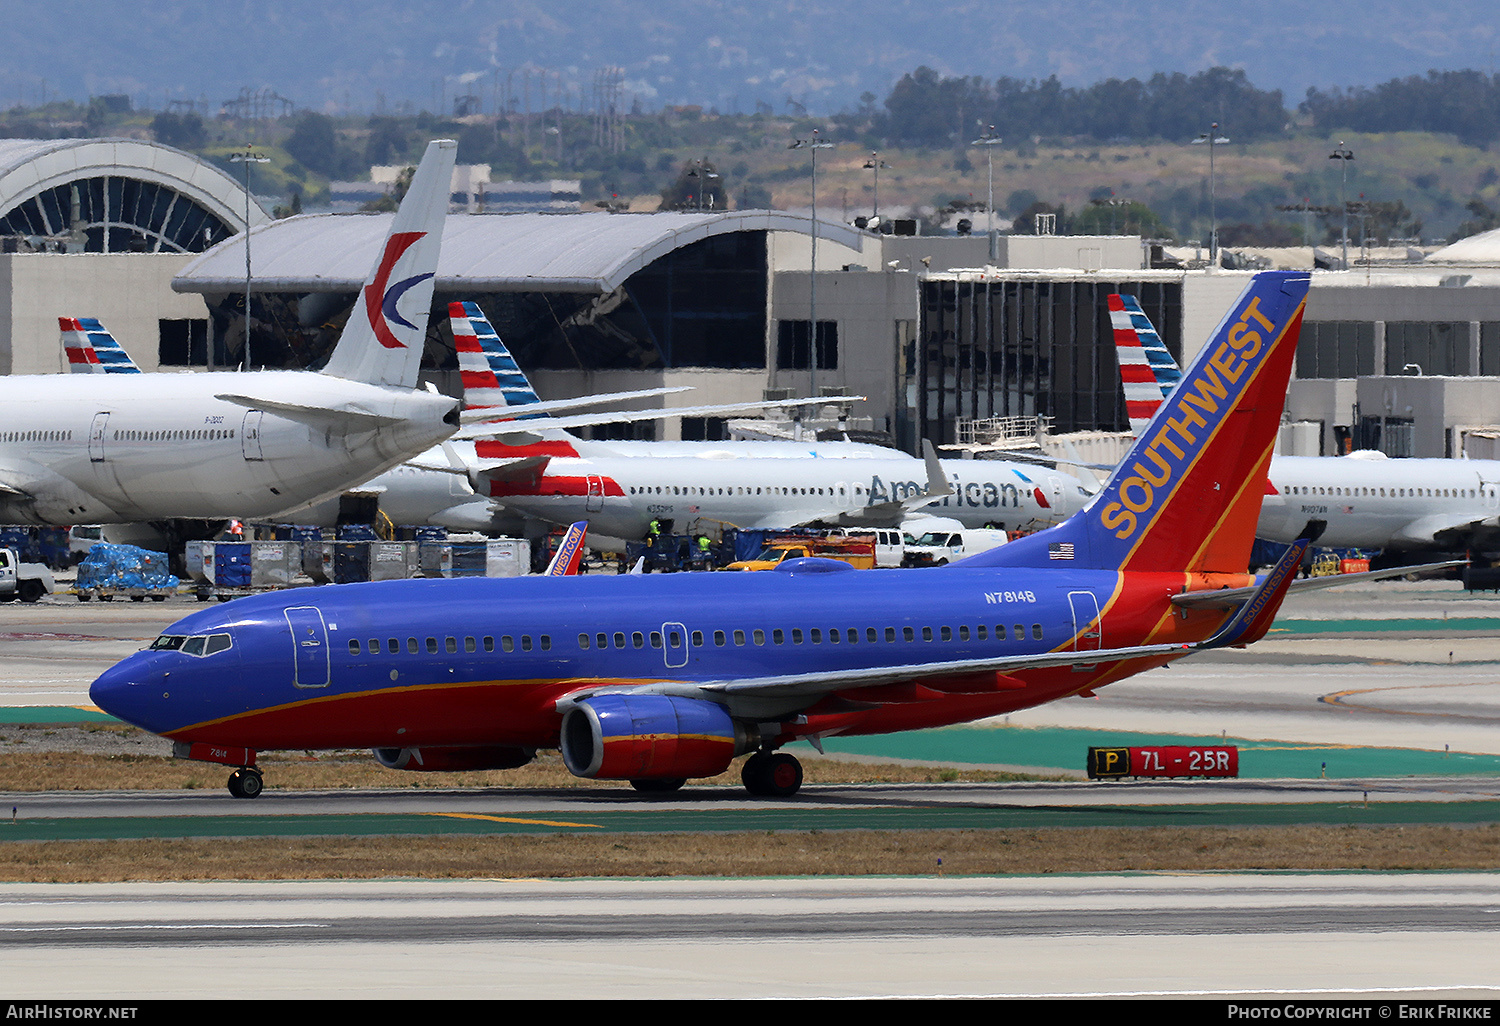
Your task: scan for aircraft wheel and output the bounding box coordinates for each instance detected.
[742,752,803,797]
[227,768,263,800]
[629,777,686,793]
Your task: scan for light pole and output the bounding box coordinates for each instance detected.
[229,146,269,370]
[862,150,890,222]
[1329,141,1354,269]
[1192,123,1229,265]
[788,130,833,399]
[686,158,720,210]
[969,125,1002,261]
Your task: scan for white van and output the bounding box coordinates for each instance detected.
[828,528,905,568]
[901,526,1008,566]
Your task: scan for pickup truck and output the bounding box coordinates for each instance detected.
[723,536,877,571]
[0,547,56,603]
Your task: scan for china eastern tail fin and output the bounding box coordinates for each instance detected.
[971,270,1309,575]
[1109,294,1180,434]
[321,138,457,389]
[60,317,141,374]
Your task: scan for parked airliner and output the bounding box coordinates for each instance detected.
[0,139,461,529]
[93,271,1383,801]
[1111,293,1500,554]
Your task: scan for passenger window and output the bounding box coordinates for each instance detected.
[632,632,644,648]
[977,625,987,640]
[792,628,804,643]
[1013,624,1024,640]
[691,631,704,646]
[465,637,476,653]
[445,637,457,654]
[753,629,765,645]
[348,640,360,655]
[651,631,663,648]
[521,636,533,652]
[810,629,822,643]
[772,629,784,645]
[903,627,914,642]
[426,638,438,654]
[1032,624,1043,640]
[502,636,515,653]
[483,637,494,653]
[941,626,952,641]
[733,630,746,646]
[885,627,896,642]
[407,638,418,654]
[540,636,551,651]
[922,627,933,642]
[959,626,970,641]
[597,633,608,649]
[866,628,877,642]
[614,632,627,648]
[578,634,590,650]
[388,639,399,654]
[714,630,726,646]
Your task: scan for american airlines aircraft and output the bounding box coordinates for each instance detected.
[1111,293,1500,554]
[0,138,462,530]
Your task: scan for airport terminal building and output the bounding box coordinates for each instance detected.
[3,135,1500,460]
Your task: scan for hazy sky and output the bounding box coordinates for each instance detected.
[7,1,1499,116]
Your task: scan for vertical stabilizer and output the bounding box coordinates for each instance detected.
[974,271,1309,574]
[449,301,544,414]
[1109,294,1178,434]
[322,138,458,388]
[61,317,141,374]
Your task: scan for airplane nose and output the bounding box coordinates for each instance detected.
[89,654,166,732]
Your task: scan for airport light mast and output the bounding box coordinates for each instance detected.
[862,150,891,223]
[788,130,834,402]
[1192,123,1229,266]
[1329,142,1355,269]
[229,146,269,370]
[969,126,1003,262]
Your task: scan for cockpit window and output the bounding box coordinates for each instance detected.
[151,633,232,656]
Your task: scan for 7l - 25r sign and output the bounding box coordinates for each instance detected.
[1088,745,1239,779]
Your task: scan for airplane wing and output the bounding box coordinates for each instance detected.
[452,396,866,441]
[559,525,1318,712]
[818,440,955,527]
[1400,515,1500,549]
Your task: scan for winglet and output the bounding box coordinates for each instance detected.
[1200,520,1323,649]
[321,139,457,389]
[544,522,589,576]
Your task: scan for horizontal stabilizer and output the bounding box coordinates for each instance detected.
[214,394,404,428]
[458,387,694,424]
[454,395,866,440]
[1172,559,1470,609]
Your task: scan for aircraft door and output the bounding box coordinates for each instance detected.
[285,606,331,688]
[662,621,689,668]
[1068,591,1102,663]
[88,412,110,462]
[241,410,265,461]
[586,475,605,512]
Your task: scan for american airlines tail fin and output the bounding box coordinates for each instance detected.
[60,317,141,374]
[321,138,458,389]
[1109,294,1179,434]
[973,271,1310,575]
[450,301,544,414]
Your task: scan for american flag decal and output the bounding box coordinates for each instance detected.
[1049,543,1075,560]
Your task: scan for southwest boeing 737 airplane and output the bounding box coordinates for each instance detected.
[0,139,460,531]
[92,271,1379,801]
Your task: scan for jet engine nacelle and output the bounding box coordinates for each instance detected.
[560,694,752,781]
[372,745,536,772]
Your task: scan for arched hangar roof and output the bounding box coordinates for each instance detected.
[172,209,870,295]
[0,138,268,253]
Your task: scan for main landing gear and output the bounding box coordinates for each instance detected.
[227,767,264,799]
[741,751,803,797]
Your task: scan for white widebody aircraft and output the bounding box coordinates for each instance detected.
[1111,292,1500,554]
[1,139,462,529]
